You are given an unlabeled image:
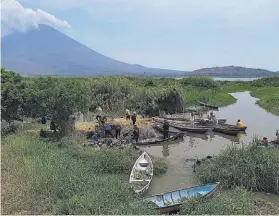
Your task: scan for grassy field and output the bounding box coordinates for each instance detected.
[1,132,168,215]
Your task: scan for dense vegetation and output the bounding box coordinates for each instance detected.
[180,188,279,215]
[1,68,237,136]
[195,138,279,194]
[1,68,279,215]
[1,133,159,215]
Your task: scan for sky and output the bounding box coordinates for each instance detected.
[1,0,279,71]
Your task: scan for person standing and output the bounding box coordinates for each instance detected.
[131,112,137,125]
[96,106,102,121]
[125,109,131,120]
[115,124,121,139]
[163,120,170,139]
[132,124,140,143]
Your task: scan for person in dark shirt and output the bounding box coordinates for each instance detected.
[162,120,170,139]
[131,112,137,125]
[104,124,113,138]
[133,124,140,142]
[115,124,121,139]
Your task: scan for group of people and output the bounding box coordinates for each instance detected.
[125,109,137,125]
[88,107,141,145]
[263,130,279,146]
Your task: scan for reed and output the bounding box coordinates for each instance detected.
[195,138,279,194]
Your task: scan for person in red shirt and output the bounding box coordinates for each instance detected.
[263,137,269,146]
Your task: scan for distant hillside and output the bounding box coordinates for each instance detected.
[1,24,184,77]
[185,66,277,78]
[1,25,277,78]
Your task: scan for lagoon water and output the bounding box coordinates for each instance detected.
[140,91,279,199]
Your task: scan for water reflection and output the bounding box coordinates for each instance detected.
[162,143,170,157]
[141,91,279,195]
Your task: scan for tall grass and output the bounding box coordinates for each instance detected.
[195,138,279,194]
[1,134,159,215]
[180,188,279,215]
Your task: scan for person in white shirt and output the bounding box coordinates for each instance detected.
[96,106,102,121]
[125,109,131,120]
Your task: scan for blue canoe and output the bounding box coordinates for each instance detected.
[145,182,220,214]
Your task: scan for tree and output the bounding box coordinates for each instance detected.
[22,77,91,136]
[1,68,23,123]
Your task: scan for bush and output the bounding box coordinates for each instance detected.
[1,120,23,136]
[180,76,220,89]
[195,139,279,194]
[251,76,279,87]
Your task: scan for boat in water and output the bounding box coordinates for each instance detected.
[197,101,219,110]
[129,151,153,194]
[136,132,184,145]
[146,182,220,214]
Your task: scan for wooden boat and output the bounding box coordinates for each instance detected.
[221,123,247,131]
[195,118,227,124]
[181,126,210,134]
[152,123,186,136]
[129,151,153,194]
[198,101,219,109]
[153,118,211,134]
[161,115,191,122]
[146,182,220,214]
[213,126,239,136]
[136,133,184,145]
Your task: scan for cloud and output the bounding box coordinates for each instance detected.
[1,0,70,36]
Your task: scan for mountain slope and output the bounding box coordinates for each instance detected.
[186,66,276,78]
[1,25,277,77]
[1,24,184,76]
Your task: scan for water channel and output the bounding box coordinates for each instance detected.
[140,91,279,204]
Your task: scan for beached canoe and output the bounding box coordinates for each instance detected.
[161,115,191,122]
[195,118,227,124]
[146,182,220,214]
[197,101,219,109]
[136,132,184,145]
[152,123,186,136]
[129,151,153,194]
[153,118,211,134]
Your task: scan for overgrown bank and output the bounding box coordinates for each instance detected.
[220,76,279,116]
[195,138,279,194]
[180,188,279,215]
[1,133,168,215]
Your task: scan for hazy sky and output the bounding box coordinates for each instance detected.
[2,0,279,71]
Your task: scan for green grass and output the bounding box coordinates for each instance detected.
[250,87,279,116]
[1,133,164,215]
[180,188,279,215]
[195,138,279,194]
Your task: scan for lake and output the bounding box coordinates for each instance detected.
[140,91,279,200]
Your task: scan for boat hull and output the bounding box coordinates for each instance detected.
[136,133,184,145]
[197,101,219,109]
[146,182,220,214]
